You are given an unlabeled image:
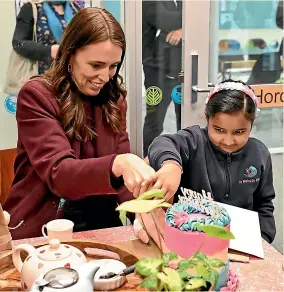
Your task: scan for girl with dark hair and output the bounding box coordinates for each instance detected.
[4,7,156,239]
[146,79,276,243]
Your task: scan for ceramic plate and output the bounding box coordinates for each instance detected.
[91,259,127,290]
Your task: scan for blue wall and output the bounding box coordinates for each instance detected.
[103,0,121,24]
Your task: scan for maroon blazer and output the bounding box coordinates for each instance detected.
[4,79,132,239]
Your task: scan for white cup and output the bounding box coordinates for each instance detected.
[42,219,74,242]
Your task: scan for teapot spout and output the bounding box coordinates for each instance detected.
[78,260,100,282]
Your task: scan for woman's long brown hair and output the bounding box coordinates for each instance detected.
[41,8,126,141]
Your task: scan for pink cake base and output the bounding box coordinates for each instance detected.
[165,223,230,257]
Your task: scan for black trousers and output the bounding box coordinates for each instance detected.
[64,195,122,232]
[143,66,181,157]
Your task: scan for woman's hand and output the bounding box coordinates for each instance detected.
[134,209,169,253]
[150,161,182,202]
[112,154,157,197]
[51,44,59,59]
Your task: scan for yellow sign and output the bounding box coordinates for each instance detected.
[252,84,284,109]
[145,86,163,106]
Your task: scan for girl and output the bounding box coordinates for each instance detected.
[147,79,276,243]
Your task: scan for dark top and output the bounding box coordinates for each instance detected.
[142,0,182,76]
[148,126,276,243]
[4,79,133,239]
[276,0,283,55]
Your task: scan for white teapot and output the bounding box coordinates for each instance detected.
[12,239,87,290]
[30,261,100,292]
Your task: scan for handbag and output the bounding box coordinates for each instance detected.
[0,204,12,252]
[4,1,38,95]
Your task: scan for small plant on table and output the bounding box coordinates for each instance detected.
[116,190,235,291]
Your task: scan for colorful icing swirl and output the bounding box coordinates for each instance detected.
[166,201,231,232]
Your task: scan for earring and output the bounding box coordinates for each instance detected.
[68,64,72,73]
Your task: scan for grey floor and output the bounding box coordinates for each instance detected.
[142,95,284,255]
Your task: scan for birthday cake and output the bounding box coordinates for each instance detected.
[165,188,238,291]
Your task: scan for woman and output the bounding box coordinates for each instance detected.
[4,7,156,239]
[13,0,80,75]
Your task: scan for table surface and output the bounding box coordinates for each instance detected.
[14,226,284,292]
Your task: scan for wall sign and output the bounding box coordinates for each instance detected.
[145,86,163,106]
[171,84,182,104]
[4,94,17,114]
[252,84,284,108]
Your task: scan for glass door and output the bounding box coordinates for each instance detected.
[182,0,283,254]
[182,0,284,153]
[125,0,183,157]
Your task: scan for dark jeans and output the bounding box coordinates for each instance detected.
[143,66,181,157]
[64,195,122,232]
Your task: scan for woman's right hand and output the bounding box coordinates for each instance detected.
[112,154,157,198]
[51,44,59,59]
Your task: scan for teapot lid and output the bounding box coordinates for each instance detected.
[37,239,72,261]
[36,268,79,290]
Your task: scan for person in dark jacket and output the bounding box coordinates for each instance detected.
[147,79,276,244]
[276,0,283,57]
[13,0,80,75]
[142,0,182,157]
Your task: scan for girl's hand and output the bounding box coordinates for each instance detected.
[150,161,182,202]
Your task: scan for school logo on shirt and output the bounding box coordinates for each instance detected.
[244,166,257,178]
[239,166,259,184]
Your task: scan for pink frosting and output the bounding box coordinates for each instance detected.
[165,223,230,257]
[220,269,239,291]
[174,212,190,228]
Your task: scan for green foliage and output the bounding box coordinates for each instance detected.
[117,189,235,291]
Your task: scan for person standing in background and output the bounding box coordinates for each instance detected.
[142,0,182,157]
[12,0,80,75]
[276,0,283,57]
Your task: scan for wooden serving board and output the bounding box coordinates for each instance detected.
[0,239,161,291]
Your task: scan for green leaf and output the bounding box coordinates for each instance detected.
[195,224,235,240]
[157,268,183,291]
[116,199,165,213]
[135,258,163,277]
[208,258,225,268]
[192,251,208,261]
[162,252,178,262]
[208,268,219,289]
[184,278,207,291]
[177,269,190,280]
[138,189,165,200]
[178,259,196,270]
[119,210,127,226]
[195,263,210,282]
[157,202,172,208]
[139,275,159,290]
